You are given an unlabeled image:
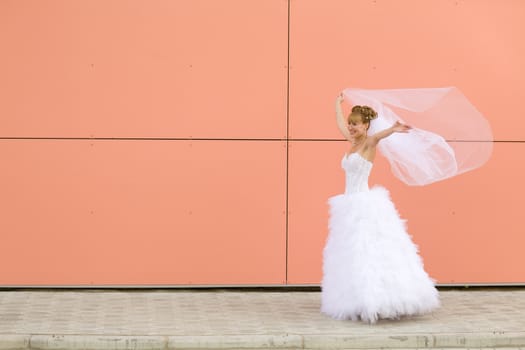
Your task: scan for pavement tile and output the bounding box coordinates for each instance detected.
[0,289,523,349]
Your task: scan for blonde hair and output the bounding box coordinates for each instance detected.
[348,105,378,124]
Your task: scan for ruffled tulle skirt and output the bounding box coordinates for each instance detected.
[321,186,440,323]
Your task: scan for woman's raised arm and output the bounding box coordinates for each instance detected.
[335,94,351,141]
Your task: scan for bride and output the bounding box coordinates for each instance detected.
[320,93,440,323]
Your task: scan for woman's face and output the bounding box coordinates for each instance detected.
[347,114,368,138]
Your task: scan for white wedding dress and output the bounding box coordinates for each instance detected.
[321,152,440,323]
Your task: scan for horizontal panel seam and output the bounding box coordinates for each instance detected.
[0,137,519,142]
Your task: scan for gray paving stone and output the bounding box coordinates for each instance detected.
[0,289,523,349]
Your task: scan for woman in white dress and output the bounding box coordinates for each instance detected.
[320,93,440,323]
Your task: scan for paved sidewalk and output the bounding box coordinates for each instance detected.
[0,288,524,349]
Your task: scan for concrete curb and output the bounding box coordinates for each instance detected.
[29,335,166,350]
[302,332,525,349]
[167,334,302,349]
[0,332,523,350]
[432,332,525,348]
[0,335,30,350]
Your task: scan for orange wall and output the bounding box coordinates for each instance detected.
[0,0,523,286]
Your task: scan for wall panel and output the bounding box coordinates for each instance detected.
[289,0,525,141]
[0,140,286,285]
[287,141,525,284]
[0,0,288,138]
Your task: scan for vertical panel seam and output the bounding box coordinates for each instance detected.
[285,0,291,284]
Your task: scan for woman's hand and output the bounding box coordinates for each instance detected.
[370,121,412,145]
[392,121,412,133]
[336,93,345,104]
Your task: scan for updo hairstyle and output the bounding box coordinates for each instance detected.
[348,105,378,125]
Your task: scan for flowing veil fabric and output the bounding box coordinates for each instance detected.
[342,87,493,185]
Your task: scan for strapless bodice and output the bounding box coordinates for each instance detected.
[342,153,373,194]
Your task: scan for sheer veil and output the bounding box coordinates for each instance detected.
[342,87,493,185]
